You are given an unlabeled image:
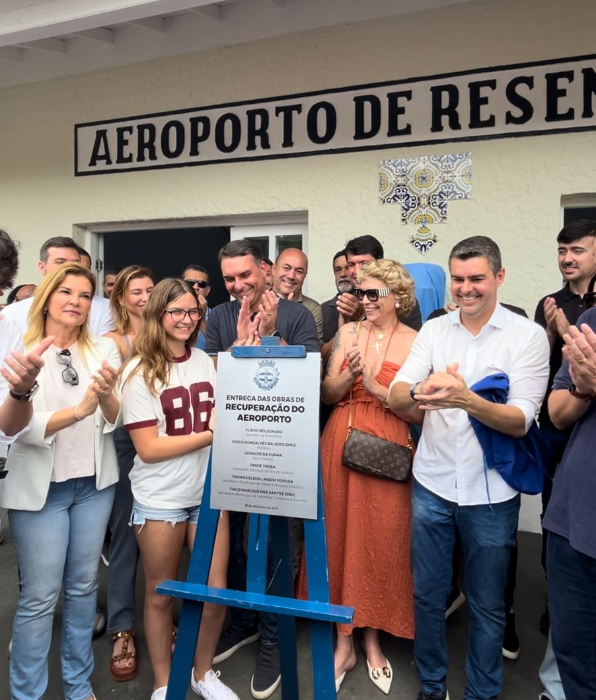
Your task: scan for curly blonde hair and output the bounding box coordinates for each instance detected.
[356,259,416,318]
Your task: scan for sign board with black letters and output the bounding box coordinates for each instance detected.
[211,352,320,519]
[75,53,596,176]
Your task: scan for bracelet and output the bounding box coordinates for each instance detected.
[73,405,83,421]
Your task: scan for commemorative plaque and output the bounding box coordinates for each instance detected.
[211,352,320,519]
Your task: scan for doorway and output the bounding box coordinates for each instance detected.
[102,227,231,307]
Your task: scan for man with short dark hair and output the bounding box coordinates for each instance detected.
[272,248,324,342]
[0,229,19,292]
[6,284,36,305]
[206,239,319,359]
[263,258,274,290]
[103,268,119,299]
[77,246,92,270]
[388,236,550,700]
[3,237,114,336]
[534,220,596,555]
[205,238,318,700]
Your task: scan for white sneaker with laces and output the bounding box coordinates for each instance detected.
[191,669,239,700]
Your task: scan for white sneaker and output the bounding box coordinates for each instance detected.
[191,669,239,700]
[151,687,167,700]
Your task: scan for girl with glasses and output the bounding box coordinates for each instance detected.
[298,259,418,694]
[103,266,155,681]
[120,278,236,700]
[0,263,121,700]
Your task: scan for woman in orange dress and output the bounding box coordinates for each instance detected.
[317,259,420,694]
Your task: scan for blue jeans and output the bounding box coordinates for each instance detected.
[548,531,596,700]
[9,477,115,700]
[411,479,519,700]
[539,631,566,700]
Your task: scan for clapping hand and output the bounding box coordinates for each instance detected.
[544,297,570,340]
[336,293,362,323]
[90,361,119,401]
[258,290,280,337]
[415,363,471,411]
[234,312,262,347]
[236,296,253,344]
[563,324,596,395]
[346,335,364,378]
[1,336,53,396]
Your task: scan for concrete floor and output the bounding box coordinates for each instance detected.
[0,512,548,700]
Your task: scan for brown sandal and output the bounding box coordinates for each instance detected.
[110,629,138,682]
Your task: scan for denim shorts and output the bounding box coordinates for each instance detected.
[130,499,200,527]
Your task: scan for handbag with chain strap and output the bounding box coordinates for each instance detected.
[341,320,412,482]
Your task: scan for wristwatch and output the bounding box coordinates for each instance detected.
[409,382,419,401]
[568,383,594,401]
[9,381,40,402]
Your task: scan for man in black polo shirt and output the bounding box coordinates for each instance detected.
[534,221,596,570]
[205,239,319,700]
[544,304,596,700]
[205,239,319,359]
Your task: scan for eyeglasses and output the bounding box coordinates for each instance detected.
[164,308,201,322]
[184,279,208,289]
[56,349,79,386]
[354,288,391,302]
[583,291,596,309]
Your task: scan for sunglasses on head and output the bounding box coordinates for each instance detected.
[583,291,596,309]
[184,279,208,289]
[56,349,79,386]
[354,288,391,302]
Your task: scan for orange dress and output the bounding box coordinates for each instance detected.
[299,361,414,639]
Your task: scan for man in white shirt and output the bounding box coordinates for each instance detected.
[388,236,550,700]
[1,237,115,344]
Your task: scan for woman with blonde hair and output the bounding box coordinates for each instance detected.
[0,262,121,700]
[299,259,419,694]
[103,265,155,681]
[120,278,236,700]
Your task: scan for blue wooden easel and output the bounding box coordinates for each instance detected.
[157,339,354,699]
